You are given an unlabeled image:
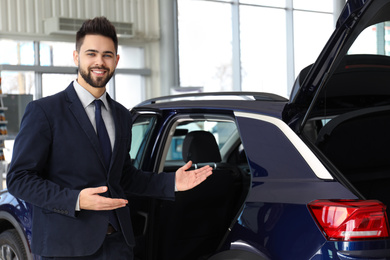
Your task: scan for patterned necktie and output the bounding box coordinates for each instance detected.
[94,100,112,170]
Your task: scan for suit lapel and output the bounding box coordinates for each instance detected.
[64,83,107,172]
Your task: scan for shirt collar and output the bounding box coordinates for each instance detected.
[73,79,109,110]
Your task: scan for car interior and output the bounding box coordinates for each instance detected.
[131,116,251,260]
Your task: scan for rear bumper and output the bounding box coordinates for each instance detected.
[314,240,390,260]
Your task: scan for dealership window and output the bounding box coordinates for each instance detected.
[240,5,287,96]
[177,0,233,92]
[0,40,146,107]
[40,41,75,67]
[177,0,334,97]
[0,40,35,66]
[0,71,35,96]
[42,74,77,97]
[0,40,147,166]
[293,11,334,75]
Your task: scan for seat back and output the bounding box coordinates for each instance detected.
[182,130,222,164]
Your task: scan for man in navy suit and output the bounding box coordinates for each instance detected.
[6,17,212,259]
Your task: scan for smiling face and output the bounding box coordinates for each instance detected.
[73,34,120,97]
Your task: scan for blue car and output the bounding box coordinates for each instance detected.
[2,0,390,259]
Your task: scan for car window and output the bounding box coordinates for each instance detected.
[130,114,157,168]
[162,118,239,170]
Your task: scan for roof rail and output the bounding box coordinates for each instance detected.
[137,92,287,106]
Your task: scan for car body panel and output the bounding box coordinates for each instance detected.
[227,203,325,260]
[0,190,34,260]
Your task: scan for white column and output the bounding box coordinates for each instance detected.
[159,0,179,96]
[333,0,346,27]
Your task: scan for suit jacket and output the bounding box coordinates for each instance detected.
[7,83,175,257]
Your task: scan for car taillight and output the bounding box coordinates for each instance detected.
[308,200,389,241]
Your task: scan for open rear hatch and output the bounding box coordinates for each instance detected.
[283,0,390,225]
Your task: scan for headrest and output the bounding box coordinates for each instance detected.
[182,131,222,163]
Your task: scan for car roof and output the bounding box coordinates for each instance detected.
[133,92,288,119]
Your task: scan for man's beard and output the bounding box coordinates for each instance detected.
[79,65,114,88]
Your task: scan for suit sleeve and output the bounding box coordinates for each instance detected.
[121,154,175,200]
[7,101,80,217]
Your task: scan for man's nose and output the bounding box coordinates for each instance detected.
[94,54,105,66]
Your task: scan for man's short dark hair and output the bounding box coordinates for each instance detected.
[76,16,118,53]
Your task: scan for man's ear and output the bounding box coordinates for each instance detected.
[116,54,120,67]
[73,50,79,66]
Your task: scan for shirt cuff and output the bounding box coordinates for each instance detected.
[75,193,81,211]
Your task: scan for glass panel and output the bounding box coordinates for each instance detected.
[240,0,285,8]
[240,6,288,97]
[0,40,35,65]
[113,74,143,109]
[117,46,144,69]
[348,22,390,55]
[386,22,390,55]
[348,25,378,54]
[131,115,157,168]
[0,71,35,96]
[42,74,76,97]
[178,0,233,91]
[40,41,75,66]
[165,120,237,162]
[293,0,333,12]
[293,10,334,76]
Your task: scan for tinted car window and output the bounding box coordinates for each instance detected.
[164,120,237,163]
[131,114,157,168]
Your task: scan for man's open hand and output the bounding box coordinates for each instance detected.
[79,186,128,210]
[175,161,213,191]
